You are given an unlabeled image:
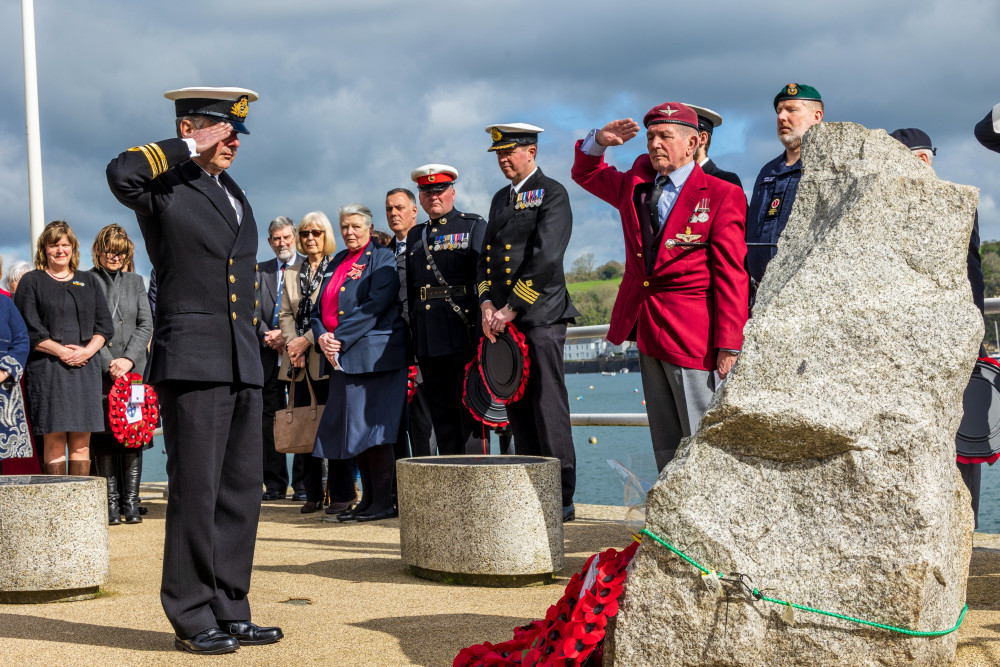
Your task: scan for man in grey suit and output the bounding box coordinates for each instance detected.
[107,87,282,654]
[257,216,303,501]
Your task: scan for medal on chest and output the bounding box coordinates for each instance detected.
[432,233,470,251]
[515,189,545,210]
[673,226,703,244]
[687,198,711,224]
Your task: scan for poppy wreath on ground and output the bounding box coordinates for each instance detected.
[108,372,159,448]
[477,323,530,405]
[453,540,639,667]
[956,356,1000,465]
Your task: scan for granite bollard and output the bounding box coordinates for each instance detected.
[0,475,110,602]
[608,123,981,666]
[397,455,563,586]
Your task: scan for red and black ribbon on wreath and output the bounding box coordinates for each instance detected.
[108,372,159,448]
[477,323,530,405]
[454,541,639,666]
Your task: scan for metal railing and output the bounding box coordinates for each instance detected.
[986,298,1000,316]
[565,323,645,425]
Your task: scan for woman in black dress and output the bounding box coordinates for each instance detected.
[89,225,153,524]
[14,220,114,475]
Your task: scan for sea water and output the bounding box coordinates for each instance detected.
[142,372,1000,533]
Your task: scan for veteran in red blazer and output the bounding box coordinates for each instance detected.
[571,102,748,472]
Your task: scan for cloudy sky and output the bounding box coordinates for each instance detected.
[1,0,999,278]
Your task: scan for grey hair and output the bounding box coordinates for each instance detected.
[913,148,934,166]
[386,188,416,206]
[6,260,31,290]
[338,203,374,230]
[174,115,211,138]
[268,216,295,237]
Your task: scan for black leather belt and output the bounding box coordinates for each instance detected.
[420,285,467,300]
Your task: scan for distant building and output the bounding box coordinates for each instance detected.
[564,337,631,361]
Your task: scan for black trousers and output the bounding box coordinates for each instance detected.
[406,370,436,457]
[157,380,262,638]
[958,461,981,529]
[506,324,576,507]
[260,366,289,494]
[418,351,486,456]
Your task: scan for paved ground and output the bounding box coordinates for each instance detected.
[0,497,997,666]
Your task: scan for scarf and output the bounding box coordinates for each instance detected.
[294,255,331,336]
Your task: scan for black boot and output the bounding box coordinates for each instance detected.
[354,445,396,521]
[121,451,143,524]
[95,455,121,526]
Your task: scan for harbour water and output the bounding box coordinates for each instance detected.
[142,371,1000,533]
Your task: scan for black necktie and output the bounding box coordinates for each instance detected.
[508,187,517,206]
[648,177,666,232]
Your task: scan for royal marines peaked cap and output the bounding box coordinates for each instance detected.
[642,102,699,131]
[773,83,821,110]
[410,164,458,192]
[485,123,544,152]
[889,128,937,155]
[682,104,723,134]
[164,87,259,135]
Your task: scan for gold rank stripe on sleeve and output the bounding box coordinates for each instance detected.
[477,281,490,297]
[127,143,168,178]
[512,279,539,304]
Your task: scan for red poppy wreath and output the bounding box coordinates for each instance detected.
[108,372,159,448]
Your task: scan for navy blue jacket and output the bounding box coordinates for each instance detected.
[0,294,29,379]
[311,242,407,375]
[746,152,801,283]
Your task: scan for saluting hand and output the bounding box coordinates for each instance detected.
[597,119,641,147]
[190,122,234,153]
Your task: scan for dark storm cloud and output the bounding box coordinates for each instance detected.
[1,0,999,274]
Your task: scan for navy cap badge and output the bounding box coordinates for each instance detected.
[230,96,249,119]
[786,83,798,96]
[491,128,503,142]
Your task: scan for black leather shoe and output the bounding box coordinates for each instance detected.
[300,501,320,514]
[174,628,239,654]
[562,503,576,522]
[219,620,283,646]
[291,491,308,502]
[335,508,359,522]
[354,507,396,522]
[261,490,286,501]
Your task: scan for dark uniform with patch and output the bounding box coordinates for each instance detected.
[701,159,743,189]
[106,91,265,640]
[406,208,487,456]
[479,126,580,508]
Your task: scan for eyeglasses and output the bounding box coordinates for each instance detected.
[299,229,324,238]
[102,251,125,260]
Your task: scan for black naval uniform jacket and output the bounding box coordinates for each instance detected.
[701,158,743,189]
[406,209,486,357]
[478,169,580,328]
[106,138,263,387]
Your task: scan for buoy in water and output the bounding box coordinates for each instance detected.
[588,436,597,444]
[589,385,594,389]
[633,388,639,393]
[641,400,646,406]
[576,396,583,400]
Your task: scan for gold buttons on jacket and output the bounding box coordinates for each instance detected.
[339,310,344,315]
[505,268,511,273]
[505,244,511,250]
[506,280,511,285]
[425,304,431,310]
[637,253,642,258]
[643,281,650,287]
[255,281,259,289]
[486,244,491,250]
[440,217,447,224]
[255,264,258,271]
[253,317,258,325]
[486,257,490,262]
[254,299,259,308]
[229,258,233,265]
[504,256,510,262]
[231,294,237,302]
[229,275,235,283]
[487,269,491,274]
[431,228,438,233]
[232,312,237,320]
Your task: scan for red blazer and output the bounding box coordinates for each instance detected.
[571,143,748,371]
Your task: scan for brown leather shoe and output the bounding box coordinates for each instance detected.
[300,501,320,514]
[67,460,91,476]
[324,500,354,515]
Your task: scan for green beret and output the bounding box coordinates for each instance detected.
[773,83,821,110]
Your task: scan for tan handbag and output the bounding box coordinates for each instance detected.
[273,374,324,454]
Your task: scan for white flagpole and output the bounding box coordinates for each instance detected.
[22,0,44,252]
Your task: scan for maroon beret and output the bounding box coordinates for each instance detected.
[643,102,699,131]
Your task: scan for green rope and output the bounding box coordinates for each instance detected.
[639,528,967,637]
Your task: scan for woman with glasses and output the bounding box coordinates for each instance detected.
[88,224,153,525]
[278,211,356,514]
[14,220,114,476]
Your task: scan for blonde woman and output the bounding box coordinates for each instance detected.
[14,221,113,475]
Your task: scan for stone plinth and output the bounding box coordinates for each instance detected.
[0,475,110,602]
[608,123,980,666]
[397,455,563,586]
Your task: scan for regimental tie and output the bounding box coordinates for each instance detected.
[271,263,286,328]
[648,176,667,232]
[509,186,517,206]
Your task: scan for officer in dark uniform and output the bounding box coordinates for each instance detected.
[685,103,743,188]
[479,123,581,521]
[746,83,824,286]
[405,165,487,456]
[106,87,281,654]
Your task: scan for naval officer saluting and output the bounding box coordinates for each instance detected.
[107,87,282,654]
